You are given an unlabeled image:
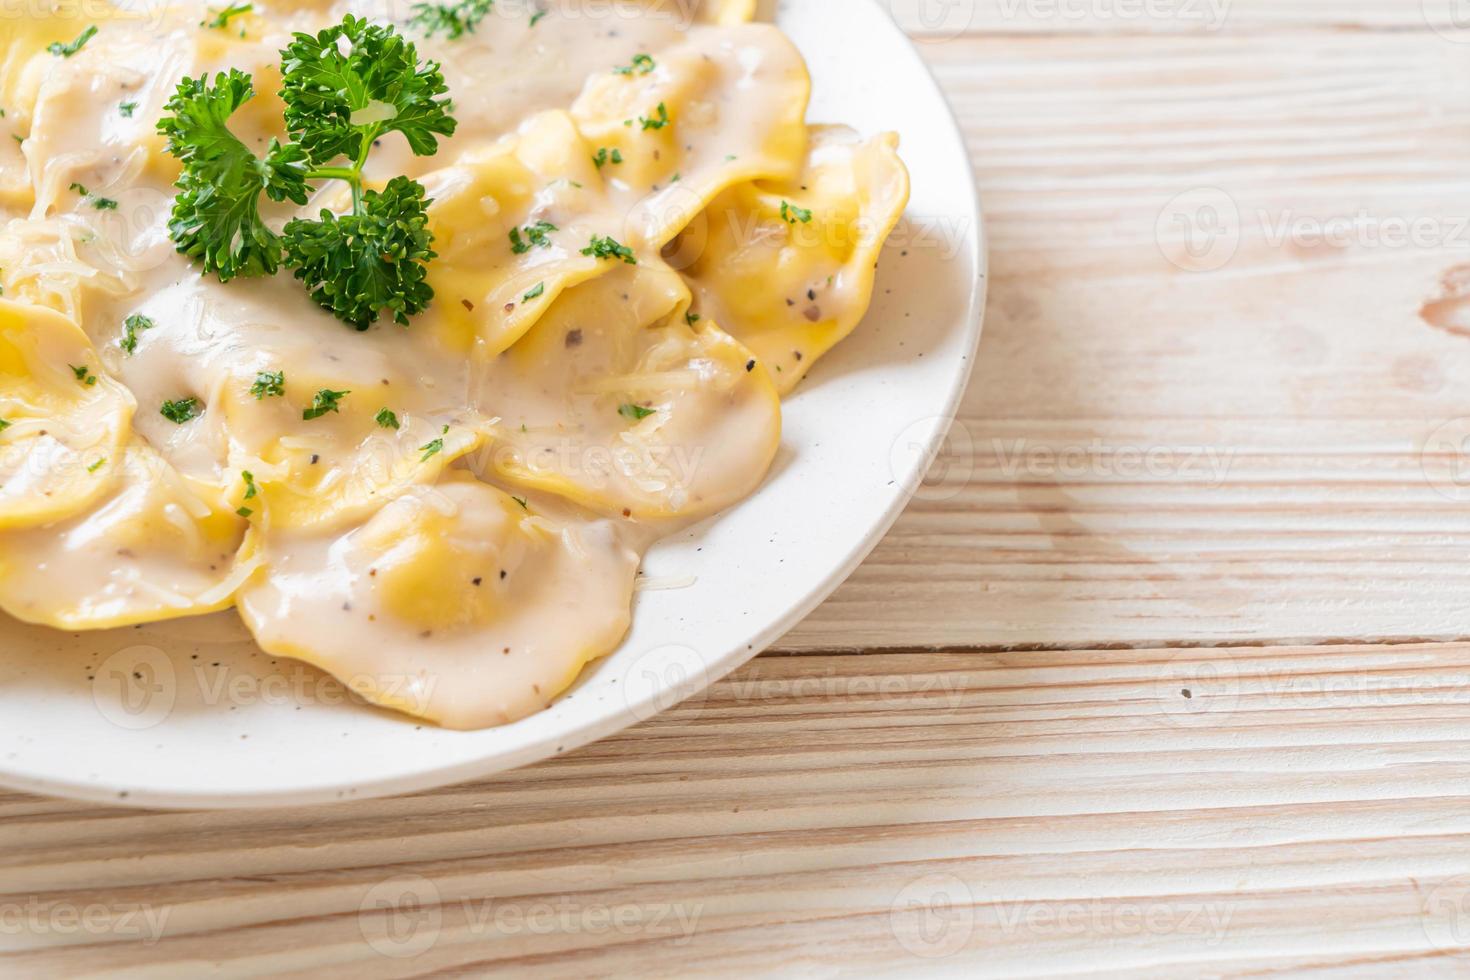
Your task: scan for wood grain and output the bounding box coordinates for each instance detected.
[780,27,1470,651]
[889,0,1454,35]
[7,8,1470,978]
[7,644,1470,975]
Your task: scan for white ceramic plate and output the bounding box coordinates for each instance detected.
[0,0,984,808]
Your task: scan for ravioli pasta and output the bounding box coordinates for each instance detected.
[0,0,909,728]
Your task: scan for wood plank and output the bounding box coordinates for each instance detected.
[780,29,1470,650]
[5,644,1470,974]
[888,0,1458,35]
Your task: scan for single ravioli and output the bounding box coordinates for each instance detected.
[419,111,621,356]
[570,24,809,249]
[0,441,248,630]
[0,5,120,209]
[236,472,640,728]
[676,126,910,394]
[217,365,486,534]
[478,260,781,521]
[0,299,133,529]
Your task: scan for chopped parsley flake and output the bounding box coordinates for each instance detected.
[581,234,636,265]
[251,370,285,399]
[619,403,655,421]
[70,364,97,386]
[375,407,400,429]
[120,313,154,355]
[87,457,106,473]
[303,388,350,420]
[49,25,98,58]
[639,102,670,131]
[614,54,655,76]
[509,220,556,254]
[529,8,547,26]
[780,200,813,224]
[418,436,444,461]
[91,197,118,210]
[522,281,545,302]
[0,419,10,431]
[160,397,199,424]
[410,0,494,39]
[241,470,258,500]
[512,495,528,510]
[593,147,623,168]
[69,182,88,196]
[236,506,253,518]
[685,311,700,325]
[202,3,252,30]
[119,101,138,117]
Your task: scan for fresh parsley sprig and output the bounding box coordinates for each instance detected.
[157,16,458,330]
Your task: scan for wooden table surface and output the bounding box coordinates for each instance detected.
[8,2,1470,975]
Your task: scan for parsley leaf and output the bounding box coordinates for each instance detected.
[522,281,544,302]
[250,370,285,399]
[281,15,456,164]
[780,200,813,224]
[283,176,436,330]
[581,234,636,265]
[49,25,98,58]
[303,388,350,420]
[119,101,138,117]
[639,102,670,131]
[592,147,622,168]
[157,70,310,282]
[202,3,253,30]
[418,436,444,461]
[241,470,258,500]
[614,54,655,76]
[70,364,97,386]
[121,313,154,355]
[375,407,400,429]
[529,9,547,26]
[160,397,199,424]
[509,220,556,254]
[619,403,655,421]
[410,0,494,40]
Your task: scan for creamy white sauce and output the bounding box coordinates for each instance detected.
[0,0,905,728]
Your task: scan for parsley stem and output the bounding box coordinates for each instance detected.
[305,121,382,215]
